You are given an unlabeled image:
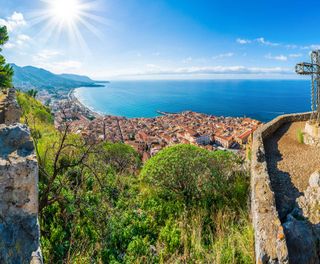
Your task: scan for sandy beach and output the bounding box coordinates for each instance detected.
[68,88,102,119]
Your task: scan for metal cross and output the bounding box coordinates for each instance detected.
[296,50,320,123]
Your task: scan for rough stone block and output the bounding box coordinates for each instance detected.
[0,123,42,264]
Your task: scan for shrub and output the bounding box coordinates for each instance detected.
[297,129,304,144]
[140,144,243,210]
[102,142,141,174]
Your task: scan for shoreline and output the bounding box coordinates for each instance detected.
[69,88,103,119]
[69,87,262,122]
[70,87,182,119]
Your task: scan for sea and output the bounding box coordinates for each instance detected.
[74,79,310,122]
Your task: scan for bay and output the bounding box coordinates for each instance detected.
[74,79,310,122]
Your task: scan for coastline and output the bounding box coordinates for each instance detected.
[70,87,180,119]
[68,88,103,119]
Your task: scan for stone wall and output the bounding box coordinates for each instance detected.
[0,88,42,264]
[251,112,311,264]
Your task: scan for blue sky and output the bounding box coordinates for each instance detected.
[0,0,319,80]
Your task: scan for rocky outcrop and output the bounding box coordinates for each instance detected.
[4,88,22,125]
[283,213,319,264]
[298,171,320,224]
[251,112,312,264]
[0,88,21,125]
[283,171,320,264]
[0,89,42,264]
[282,167,319,264]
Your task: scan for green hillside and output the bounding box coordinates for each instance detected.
[12,64,97,90]
[59,73,94,83]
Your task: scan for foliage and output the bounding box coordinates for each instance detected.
[101,142,142,174]
[0,26,13,88]
[17,91,53,124]
[297,129,304,144]
[140,144,243,209]
[27,89,38,98]
[17,93,254,263]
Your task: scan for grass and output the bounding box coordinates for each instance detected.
[297,129,304,144]
[157,209,254,264]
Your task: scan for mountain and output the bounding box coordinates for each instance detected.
[59,73,94,83]
[11,64,97,90]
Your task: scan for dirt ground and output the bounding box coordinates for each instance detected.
[264,121,320,220]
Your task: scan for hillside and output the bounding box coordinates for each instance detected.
[59,73,94,83]
[11,64,97,90]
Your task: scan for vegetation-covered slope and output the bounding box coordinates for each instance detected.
[17,92,254,264]
[12,64,96,90]
[59,73,94,83]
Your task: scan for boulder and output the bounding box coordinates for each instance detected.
[283,215,319,264]
[309,171,320,188]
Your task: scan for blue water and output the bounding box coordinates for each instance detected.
[74,80,310,122]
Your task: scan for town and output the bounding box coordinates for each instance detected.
[54,96,261,161]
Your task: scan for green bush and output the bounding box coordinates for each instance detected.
[140,145,245,211]
[297,129,304,144]
[159,219,181,254]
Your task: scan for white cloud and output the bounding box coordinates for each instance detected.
[34,59,83,73]
[236,37,320,52]
[0,12,29,49]
[3,42,15,49]
[122,65,292,76]
[0,12,26,32]
[182,56,193,63]
[146,64,160,68]
[236,37,279,46]
[265,53,287,61]
[31,49,82,73]
[33,49,62,61]
[17,34,30,41]
[286,44,298,49]
[2,34,31,50]
[55,60,82,70]
[301,44,320,50]
[256,37,279,47]
[212,52,234,59]
[15,34,31,45]
[236,38,251,44]
[289,53,302,58]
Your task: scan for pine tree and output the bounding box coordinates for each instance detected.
[0,26,13,88]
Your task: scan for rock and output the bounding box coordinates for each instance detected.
[0,124,34,157]
[283,216,319,264]
[297,172,320,225]
[0,124,42,263]
[4,88,22,125]
[309,171,320,188]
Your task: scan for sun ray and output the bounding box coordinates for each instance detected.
[29,0,104,49]
[77,16,103,40]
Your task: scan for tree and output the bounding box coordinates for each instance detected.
[140,144,242,209]
[100,142,141,174]
[0,26,13,88]
[27,89,38,98]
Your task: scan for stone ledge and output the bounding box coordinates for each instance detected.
[251,112,311,264]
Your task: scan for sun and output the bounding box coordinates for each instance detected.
[30,0,105,49]
[49,0,82,24]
